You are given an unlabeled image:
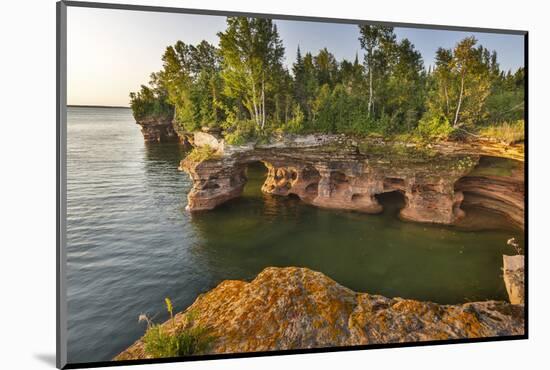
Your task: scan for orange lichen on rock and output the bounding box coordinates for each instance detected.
[115,267,524,360]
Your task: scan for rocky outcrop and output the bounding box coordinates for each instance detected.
[115,267,524,360]
[503,255,525,305]
[180,134,480,224]
[136,118,179,142]
[455,157,524,229]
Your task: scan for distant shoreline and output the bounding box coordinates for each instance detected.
[68,104,130,109]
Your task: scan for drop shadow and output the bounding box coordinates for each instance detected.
[33,353,56,367]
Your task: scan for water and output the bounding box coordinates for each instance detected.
[66,107,523,364]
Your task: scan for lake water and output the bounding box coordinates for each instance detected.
[66,106,523,363]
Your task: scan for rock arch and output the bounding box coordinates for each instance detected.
[181,147,481,225]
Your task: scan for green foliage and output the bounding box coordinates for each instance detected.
[132,21,524,143]
[311,84,373,134]
[417,110,454,139]
[281,104,305,133]
[223,119,258,145]
[186,145,221,162]
[129,84,173,121]
[486,68,524,124]
[140,301,213,358]
[424,37,494,130]
[133,40,223,132]
[142,323,213,358]
[218,17,285,130]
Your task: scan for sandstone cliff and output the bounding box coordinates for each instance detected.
[455,157,524,229]
[179,134,524,227]
[115,266,524,360]
[136,118,179,142]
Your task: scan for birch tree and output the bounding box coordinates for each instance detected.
[358,24,395,117]
[451,37,491,128]
[218,17,285,130]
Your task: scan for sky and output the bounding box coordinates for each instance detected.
[67,7,525,107]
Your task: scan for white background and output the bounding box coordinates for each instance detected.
[0,0,547,368]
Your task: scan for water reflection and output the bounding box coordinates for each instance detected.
[187,162,523,304]
[67,107,523,363]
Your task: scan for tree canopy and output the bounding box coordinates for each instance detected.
[130,17,525,143]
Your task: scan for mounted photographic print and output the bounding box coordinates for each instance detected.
[57,1,527,368]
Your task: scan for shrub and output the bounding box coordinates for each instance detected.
[282,104,305,134]
[140,298,214,358]
[223,119,257,145]
[417,111,454,139]
[479,120,524,144]
[186,145,220,162]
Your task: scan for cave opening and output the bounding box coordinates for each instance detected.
[374,191,406,215]
[302,165,321,198]
[241,161,269,198]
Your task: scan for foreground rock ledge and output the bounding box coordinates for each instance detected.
[115,267,524,360]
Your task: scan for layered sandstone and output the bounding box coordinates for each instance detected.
[136,118,179,142]
[180,134,481,224]
[115,266,524,360]
[455,157,524,229]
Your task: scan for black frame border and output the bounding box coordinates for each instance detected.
[56,1,529,369]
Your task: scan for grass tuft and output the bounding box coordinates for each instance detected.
[479,120,524,144]
[142,322,213,358]
[140,299,214,358]
[186,145,221,162]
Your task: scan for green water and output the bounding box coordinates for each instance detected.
[67,107,523,363]
[192,162,523,304]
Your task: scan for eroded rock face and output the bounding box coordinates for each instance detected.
[180,135,478,224]
[503,255,525,305]
[115,267,524,360]
[136,118,178,142]
[455,157,525,229]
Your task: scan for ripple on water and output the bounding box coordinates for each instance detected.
[66,107,523,363]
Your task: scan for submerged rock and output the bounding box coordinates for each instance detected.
[115,267,524,360]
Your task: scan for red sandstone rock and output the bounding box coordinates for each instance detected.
[455,161,524,229]
[180,136,481,225]
[115,267,524,360]
[136,118,179,142]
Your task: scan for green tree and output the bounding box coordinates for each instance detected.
[384,38,426,132]
[293,48,319,122]
[451,37,491,127]
[433,48,454,118]
[486,67,524,124]
[313,48,339,87]
[423,37,492,134]
[338,54,365,94]
[358,25,395,117]
[155,40,223,131]
[157,41,195,128]
[129,82,173,122]
[218,17,285,130]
